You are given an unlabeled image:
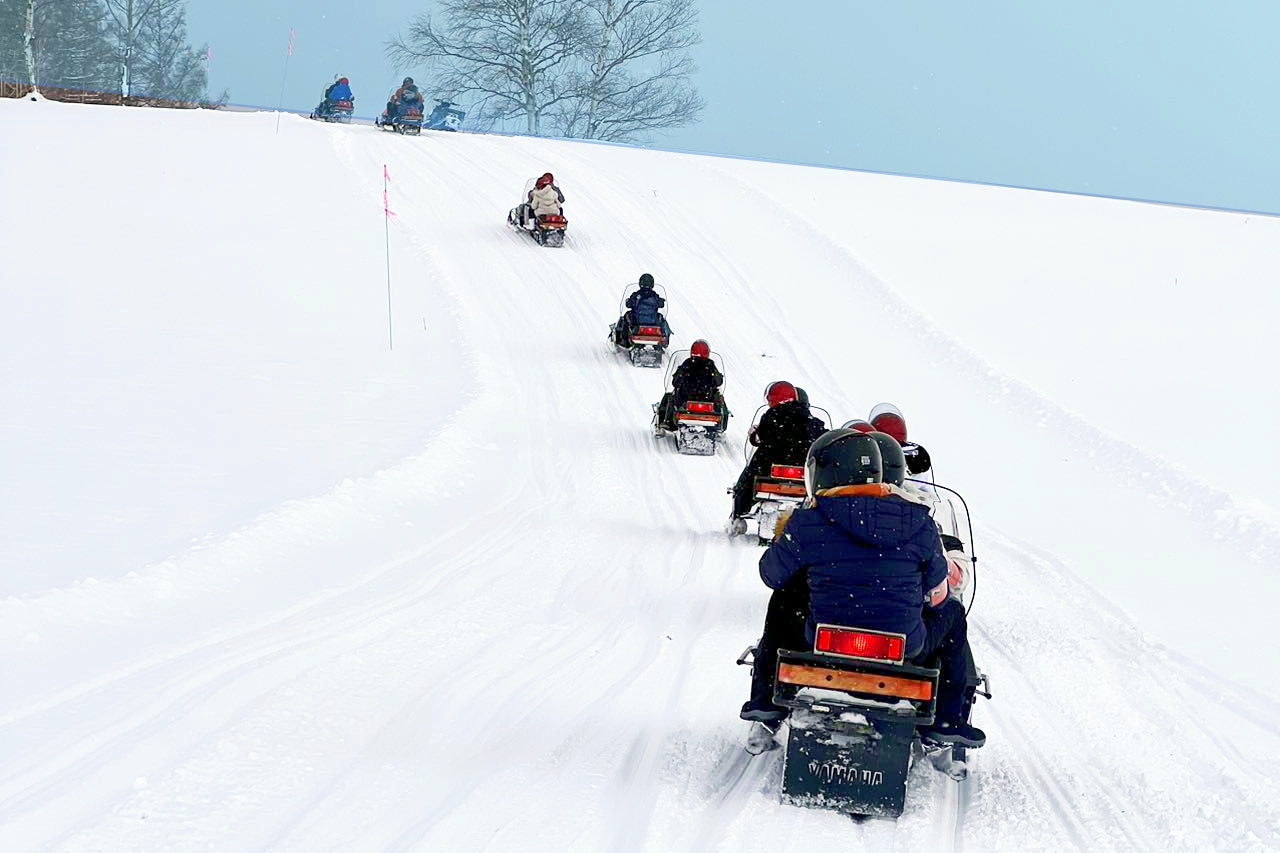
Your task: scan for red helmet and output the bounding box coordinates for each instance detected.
[869,403,907,444]
[339,77,348,85]
[841,418,875,433]
[536,172,554,189]
[690,339,710,359]
[765,380,798,408]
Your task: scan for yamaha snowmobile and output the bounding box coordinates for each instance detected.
[651,348,730,456]
[425,99,465,131]
[608,283,671,368]
[507,178,568,248]
[737,487,992,820]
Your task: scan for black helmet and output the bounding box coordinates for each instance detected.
[403,77,415,87]
[867,431,906,487]
[638,273,655,289]
[805,429,883,496]
[795,386,810,407]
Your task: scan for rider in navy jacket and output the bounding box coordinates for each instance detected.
[742,429,986,749]
[759,482,947,657]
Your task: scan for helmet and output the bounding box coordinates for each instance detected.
[403,77,414,87]
[765,380,798,408]
[805,429,883,496]
[841,418,875,433]
[869,402,907,445]
[339,77,349,85]
[868,431,906,486]
[638,273,655,289]
[795,386,810,407]
[690,339,710,359]
[536,172,554,189]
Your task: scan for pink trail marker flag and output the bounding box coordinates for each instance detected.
[287,28,295,56]
[383,165,396,219]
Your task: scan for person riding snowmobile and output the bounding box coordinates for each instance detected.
[741,428,986,750]
[729,381,825,521]
[519,172,564,228]
[655,339,723,429]
[316,76,353,117]
[384,77,424,122]
[614,273,668,346]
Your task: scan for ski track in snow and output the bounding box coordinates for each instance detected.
[4,106,1280,852]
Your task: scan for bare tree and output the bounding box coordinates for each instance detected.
[30,0,115,93]
[388,0,588,135]
[130,0,205,102]
[551,0,703,141]
[389,0,701,141]
[102,0,175,97]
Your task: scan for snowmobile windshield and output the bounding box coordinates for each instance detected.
[617,283,669,314]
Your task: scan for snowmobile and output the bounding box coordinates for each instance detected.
[727,402,832,544]
[737,486,992,820]
[608,283,671,368]
[651,348,730,456]
[425,99,465,131]
[730,460,807,544]
[310,98,354,124]
[507,178,568,248]
[375,91,425,135]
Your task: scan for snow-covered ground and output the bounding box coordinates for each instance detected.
[2,99,1279,852]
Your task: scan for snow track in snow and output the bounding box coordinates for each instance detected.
[4,105,1280,852]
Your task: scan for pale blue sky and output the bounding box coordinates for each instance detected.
[187,0,1280,213]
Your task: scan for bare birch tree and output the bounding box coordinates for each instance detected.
[130,0,205,102]
[389,0,701,141]
[30,0,114,92]
[388,0,588,135]
[551,0,702,141]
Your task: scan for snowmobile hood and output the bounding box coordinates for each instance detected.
[813,491,936,547]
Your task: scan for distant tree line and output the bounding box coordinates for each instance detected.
[0,0,217,104]
[388,0,703,142]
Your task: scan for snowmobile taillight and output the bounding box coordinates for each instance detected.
[687,401,716,414]
[771,465,804,480]
[637,326,663,336]
[814,625,906,664]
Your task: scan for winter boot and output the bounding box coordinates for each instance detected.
[919,719,986,749]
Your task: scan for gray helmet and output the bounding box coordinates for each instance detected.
[805,429,883,495]
[867,431,906,487]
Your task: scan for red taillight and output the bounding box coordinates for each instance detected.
[687,401,715,414]
[771,465,804,480]
[637,326,663,336]
[814,626,906,663]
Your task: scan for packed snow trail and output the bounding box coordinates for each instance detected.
[2,103,1280,852]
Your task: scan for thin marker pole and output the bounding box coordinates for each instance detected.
[384,164,395,350]
[274,28,294,134]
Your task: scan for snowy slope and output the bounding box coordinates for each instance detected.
[2,99,1279,852]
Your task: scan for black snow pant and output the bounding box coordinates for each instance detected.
[913,598,975,725]
[748,573,811,711]
[731,453,772,517]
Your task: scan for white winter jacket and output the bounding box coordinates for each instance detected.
[529,184,564,217]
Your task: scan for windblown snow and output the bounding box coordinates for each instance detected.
[2,99,1279,852]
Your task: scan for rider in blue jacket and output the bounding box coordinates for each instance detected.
[613,273,668,346]
[742,428,986,749]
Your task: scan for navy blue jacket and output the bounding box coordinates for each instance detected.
[760,488,948,656]
[626,288,665,324]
